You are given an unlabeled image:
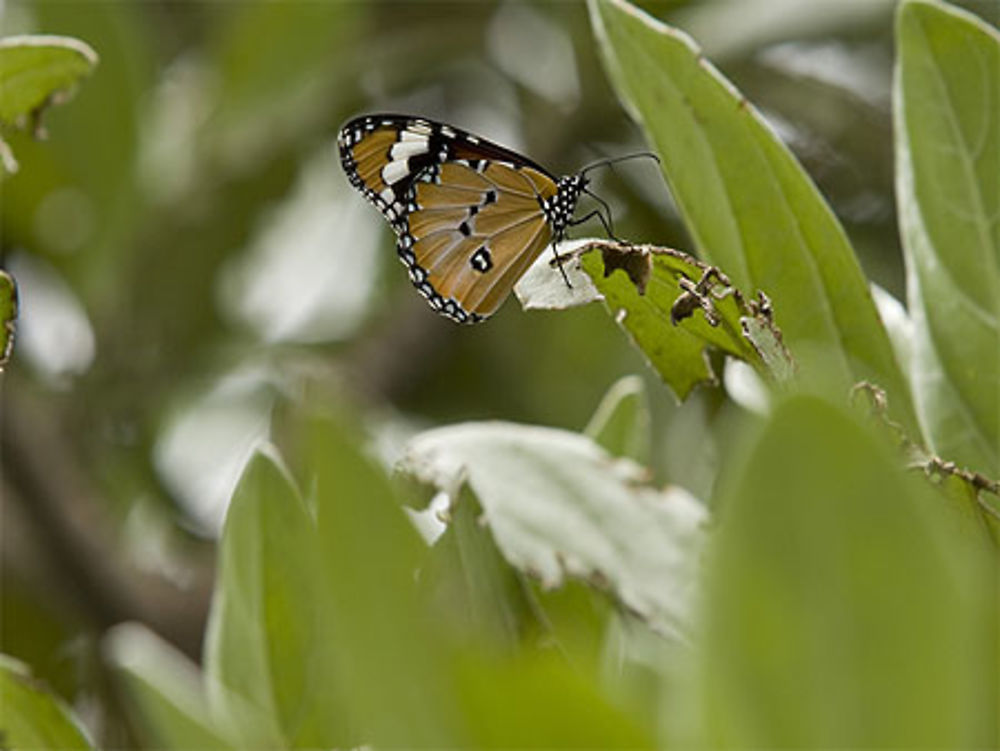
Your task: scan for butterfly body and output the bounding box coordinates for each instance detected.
[338,114,587,323]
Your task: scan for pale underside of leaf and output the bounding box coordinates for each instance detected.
[400,421,706,640]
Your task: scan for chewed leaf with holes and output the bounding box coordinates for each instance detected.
[399,421,707,639]
[517,240,793,400]
[0,35,97,124]
[0,35,98,172]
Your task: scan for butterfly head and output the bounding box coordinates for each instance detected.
[542,173,587,241]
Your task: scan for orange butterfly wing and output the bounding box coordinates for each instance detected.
[408,162,557,318]
[339,114,579,323]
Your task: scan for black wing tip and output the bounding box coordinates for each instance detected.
[339,113,429,133]
[337,113,556,178]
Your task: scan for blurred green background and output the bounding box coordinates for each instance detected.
[1,0,996,744]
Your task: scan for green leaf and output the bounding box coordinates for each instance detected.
[400,421,706,639]
[702,396,996,746]
[0,35,97,125]
[455,653,652,747]
[104,624,232,750]
[421,488,535,650]
[581,242,792,398]
[850,381,1000,544]
[0,34,98,172]
[0,654,94,750]
[920,460,1000,545]
[528,579,616,677]
[895,0,1000,476]
[1,6,149,289]
[584,375,652,464]
[518,240,793,399]
[203,450,327,748]
[589,0,917,430]
[422,460,620,675]
[207,2,362,161]
[0,269,16,368]
[307,414,458,745]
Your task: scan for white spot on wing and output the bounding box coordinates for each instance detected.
[382,160,410,185]
[390,140,428,160]
[380,187,395,204]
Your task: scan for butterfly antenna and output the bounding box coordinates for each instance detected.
[579,151,660,177]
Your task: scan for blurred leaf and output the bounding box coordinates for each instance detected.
[308,414,458,745]
[422,488,534,650]
[851,381,1000,545]
[455,653,652,747]
[584,374,652,465]
[871,284,914,378]
[104,624,232,750]
[895,0,1000,476]
[400,421,706,639]
[206,2,362,163]
[601,612,701,748]
[0,35,97,125]
[0,269,16,368]
[702,395,996,746]
[2,4,152,301]
[0,654,94,750]
[920,458,1000,545]
[202,449,327,748]
[528,579,616,677]
[212,2,358,116]
[577,241,793,398]
[589,0,917,431]
[671,0,895,60]
[0,34,97,174]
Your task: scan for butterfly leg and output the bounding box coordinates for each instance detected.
[570,208,619,242]
[551,243,573,289]
[578,189,619,241]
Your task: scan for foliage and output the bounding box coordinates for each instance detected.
[590,0,920,433]
[2,0,998,748]
[0,34,97,172]
[518,238,795,396]
[0,655,94,750]
[0,269,15,367]
[895,0,1000,475]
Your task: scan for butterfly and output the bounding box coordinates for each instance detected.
[338,114,643,323]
